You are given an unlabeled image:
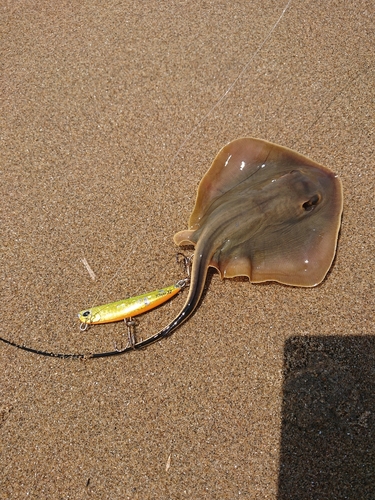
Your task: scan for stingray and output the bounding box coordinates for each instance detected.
[131,137,343,350]
[0,138,343,358]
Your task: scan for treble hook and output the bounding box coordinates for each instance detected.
[176,252,193,281]
[125,317,138,348]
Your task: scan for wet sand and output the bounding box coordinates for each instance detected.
[1,1,374,498]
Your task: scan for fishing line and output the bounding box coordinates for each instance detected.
[81,0,294,327]
[167,0,293,170]
[2,0,294,358]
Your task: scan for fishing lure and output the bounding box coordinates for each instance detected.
[0,254,192,358]
[78,280,188,348]
[79,253,191,328]
[78,280,186,331]
[78,284,184,327]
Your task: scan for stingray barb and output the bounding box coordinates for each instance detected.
[0,138,342,358]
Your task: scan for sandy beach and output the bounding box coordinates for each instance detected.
[1,1,374,498]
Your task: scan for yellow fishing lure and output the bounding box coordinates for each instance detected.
[78,283,183,327]
[0,255,191,358]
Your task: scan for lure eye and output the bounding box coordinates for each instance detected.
[82,310,91,317]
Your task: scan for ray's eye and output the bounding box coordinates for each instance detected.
[303,194,320,211]
[82,310,91,317]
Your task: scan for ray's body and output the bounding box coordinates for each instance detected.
[133,137,343,351]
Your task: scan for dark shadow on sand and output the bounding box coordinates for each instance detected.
[278,335,375,500]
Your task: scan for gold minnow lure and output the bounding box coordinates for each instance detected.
[0,254,192,358]
[78,283,185,328]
